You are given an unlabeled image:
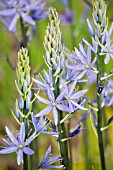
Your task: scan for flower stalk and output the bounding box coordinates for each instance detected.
[16,48,32,170]
[92,0,107,169]
[20,17,29,48]
[97,45,106,170]
[44,8,70,169]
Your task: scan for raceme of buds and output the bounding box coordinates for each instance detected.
[87,0,107,39]
[44,8,65,80]
[15,48,32,119]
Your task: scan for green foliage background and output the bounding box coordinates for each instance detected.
[0,0,113,170]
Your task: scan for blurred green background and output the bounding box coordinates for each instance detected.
[0,0,113,170]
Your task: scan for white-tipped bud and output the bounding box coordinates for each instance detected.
[18,96,24,110]
[26,91,32,110]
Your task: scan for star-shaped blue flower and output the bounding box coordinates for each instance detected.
[31,112,58,136]
[0,0,49,31]
[38,145,63,169]
[67,44,97,78]
[0,122,36,165]
[35,86,71,125]
[62,80,88,112]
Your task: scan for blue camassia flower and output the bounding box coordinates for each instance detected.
[67,43,97,78]
[62,60,87,83]
[69,123,85,138]
[100,27,113,64]
[60,0,69,6]
[0,122,36,165]
[33,69,53,93]
[31,112,58,136]
[0,0,49,31]
[38,145,63,169]
[35,86,71,125]
[59,8,75,25]
[61,80,88,112]
[101,77,113,106]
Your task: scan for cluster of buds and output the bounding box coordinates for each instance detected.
[87,0,107,39]
[14,48,32,120]
[44,8,64,81]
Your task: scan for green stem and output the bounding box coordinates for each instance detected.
[68,119,72,170]
[52,74,70,170]
[20,17,28,48]
[83,121,89,170]
[103,109,110,147]
[97,45,106,170]
[23,117,28,170]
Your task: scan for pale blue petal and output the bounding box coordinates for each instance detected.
[20,122,25,144]
[2,138,12,146]
[0,9,16,16]
[71,89,88,100]
[39,145,51,167]
[31,112,37,131]
[76,70,87,80]
[5,126,18,145]
[69,79,77,96]
[42,165,63,168]
[70,100,88,110]
[35,94,50,104]
[79,43,87,58]
[9,13,19,31]
[104,53,110,64]
[22,1,41,11]
[87,19,95,37]
[91,57,96,67]
[17,149,23,165]
[23,147,34,155]
[46,155,61,164]
[47,86,55,102]
[0,146,17,154]
[33,78,45,89]
[24,132,36,146]
[57,104,71,113]
[52,107,58,125]
[69,101,74,112]
[56,90,66,103]
[21,13,35,26]
[35,106,52,117]
[87,46,91,64]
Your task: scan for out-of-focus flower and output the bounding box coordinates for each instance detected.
[69,123,85,138]
[31,2,49,20]
[77,113,89,124]
[101,77,113,106]
[31,112,58,136]
[60,0,69,6]
[0,123,36,165]
[90,108,98,127]
[59,8,75,25]
[38,145,63,169]
[61,123,85,141]
[35,86,71,125]
[0,16,16,32]
[0,0,49,31]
